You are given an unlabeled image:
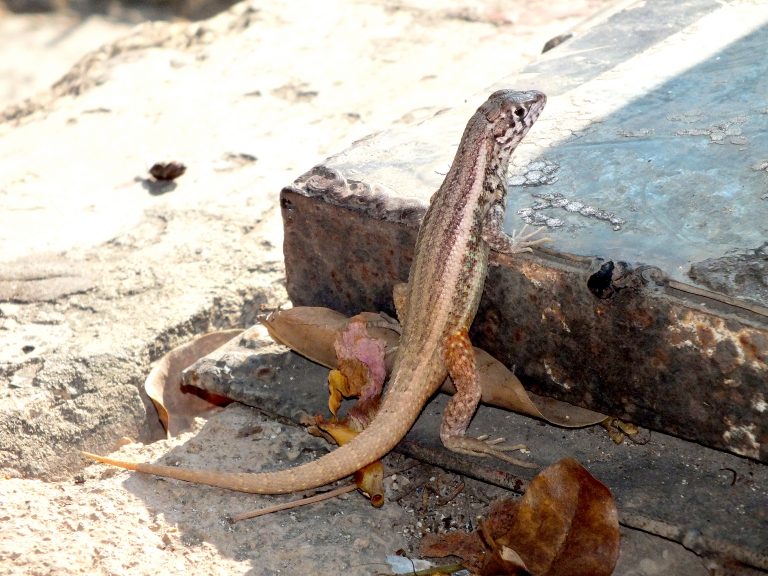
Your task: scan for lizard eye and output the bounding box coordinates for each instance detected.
[514,107,526,119]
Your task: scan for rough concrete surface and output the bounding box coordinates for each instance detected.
[186,325,768,566]
[0,1,652,575]
[279,0,768,463]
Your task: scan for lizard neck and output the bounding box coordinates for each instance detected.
[400,124,504,351]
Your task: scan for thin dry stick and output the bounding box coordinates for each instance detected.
[230,483,357,523]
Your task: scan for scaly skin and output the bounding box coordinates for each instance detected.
[82,89,547,493]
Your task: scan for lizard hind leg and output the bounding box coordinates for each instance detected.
[439,328,536,468]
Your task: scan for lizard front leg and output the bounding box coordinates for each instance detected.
[439,328,536,468]
[482,204,550,254]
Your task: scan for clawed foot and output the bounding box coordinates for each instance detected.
[442,434,537,469]
[509,224,551,254]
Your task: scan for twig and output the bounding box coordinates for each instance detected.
[230,483,357,523]
[436,481,465,507]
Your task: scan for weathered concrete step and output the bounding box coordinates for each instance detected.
[185,327,768,571]
[280,0,768,463]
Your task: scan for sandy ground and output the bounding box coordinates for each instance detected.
[0,1,608,128]
[0,1,616,574]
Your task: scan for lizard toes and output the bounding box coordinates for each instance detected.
[442,435,537,468]
[474,434,524,451]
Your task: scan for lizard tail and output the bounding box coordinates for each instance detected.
[81,365,438,494]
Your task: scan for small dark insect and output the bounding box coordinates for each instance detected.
[149,161,187,181]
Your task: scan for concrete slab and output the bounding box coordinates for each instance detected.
[185,326,768,571]
[282,0,768,462]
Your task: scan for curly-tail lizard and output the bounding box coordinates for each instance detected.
[83,89,548,493]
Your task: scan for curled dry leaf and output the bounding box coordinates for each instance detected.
[420,531,487,570]
[354,455,385,508]
[327,369,350,418]
[261,307,400,370]
[264,310,392,506]
[261,307,349,367]
[331,318,386,429]
[488,458,619,576]
[422,459,620,576]
[464,348,605,428]
[262,307,605,428]
[145,329,242,437]
[601,417,642,444]
[328,365,382,430]
[321,319,389,505]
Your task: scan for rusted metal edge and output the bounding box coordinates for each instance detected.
[502,248,768,329]
[667,279,768,321]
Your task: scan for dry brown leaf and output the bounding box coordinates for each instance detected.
[492,458,620,576]
[421,459,619,576]
[420,531,487,568]
[265,309,394,506]
[327,369,350,418]
[353,457,385,508]
[323,318,391,505]
[261,307,399,369]
[420,502,528,574]
[263,307,605,428]
[261,307,350,367]
[144,329,241,437]
[461,348,605,428]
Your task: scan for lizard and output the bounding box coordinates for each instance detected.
[83,89,548,494]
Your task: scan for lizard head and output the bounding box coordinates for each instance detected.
[475,89,546,185]
[483,89,547,150]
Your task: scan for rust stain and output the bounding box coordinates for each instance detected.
[739,332,768,366]
[542,302,570,333]
[626,305,654,330]
[696,324,716,348]
[519,260,562,288]
[668,309,767,371]
[649,346,669,370]
[722,417,760,460]
[541,355,573,390]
